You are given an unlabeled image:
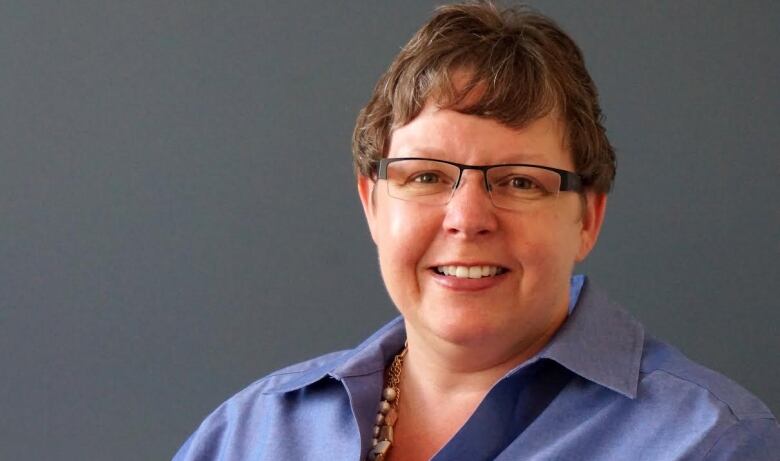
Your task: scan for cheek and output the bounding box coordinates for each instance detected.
[373,203,442,312]
[375,202,440,271]
[509,209,582,273]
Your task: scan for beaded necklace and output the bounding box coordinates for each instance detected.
[366,344,407,461]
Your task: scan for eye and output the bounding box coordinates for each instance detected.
[508,176,540,190]
[411,172,442,184]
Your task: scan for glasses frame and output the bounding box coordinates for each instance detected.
[373,157,583,206]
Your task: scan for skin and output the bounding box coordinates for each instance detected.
[358,101,607,460]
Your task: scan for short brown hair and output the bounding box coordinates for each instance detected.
[351,1,616,193]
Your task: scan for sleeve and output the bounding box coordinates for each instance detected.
[704,418,780,461]
[171,432,196,461]
[171,409,229,461]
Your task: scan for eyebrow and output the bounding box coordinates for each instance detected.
[394,148,547,164]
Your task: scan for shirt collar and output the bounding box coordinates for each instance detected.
[538,277,644,398]
[260,317,405,394]
[262,276,644,399]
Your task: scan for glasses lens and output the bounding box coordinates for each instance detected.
[385,159,460,205]
[486,166,561,210]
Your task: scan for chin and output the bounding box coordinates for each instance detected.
[420,309,506,346]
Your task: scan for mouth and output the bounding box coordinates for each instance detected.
[433,265,508,279]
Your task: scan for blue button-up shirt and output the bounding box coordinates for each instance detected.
[174,277,779,460]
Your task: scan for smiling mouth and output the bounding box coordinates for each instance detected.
[434,265,508,279]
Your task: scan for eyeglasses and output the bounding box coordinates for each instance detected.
[373,157,583,211]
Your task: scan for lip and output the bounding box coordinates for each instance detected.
[433,258,504,264]
[428,267,509,292]
[430,261,509,270]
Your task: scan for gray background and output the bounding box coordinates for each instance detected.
[2,1,778,460]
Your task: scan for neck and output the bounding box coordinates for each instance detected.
[401,309,567,399]
[380,309,567,461]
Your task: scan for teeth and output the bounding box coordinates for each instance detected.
[436,265,504,279]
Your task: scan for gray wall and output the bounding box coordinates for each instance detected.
[2,1,777,460]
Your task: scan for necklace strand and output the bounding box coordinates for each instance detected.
[366,344,407,461]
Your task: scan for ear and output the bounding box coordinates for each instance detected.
[576,191,607,262]
[357,174,379,245]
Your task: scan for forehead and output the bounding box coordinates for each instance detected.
[388,102,572,168]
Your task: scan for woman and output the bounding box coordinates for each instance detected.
[174,3,779,460]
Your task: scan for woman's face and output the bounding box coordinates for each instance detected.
[358,102,606,353]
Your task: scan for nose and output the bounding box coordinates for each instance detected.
[442,170,498,237]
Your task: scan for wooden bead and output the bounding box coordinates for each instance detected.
[384,408,398,426]
[373,425,380,436]
[373,440,391,455]
[379,425,394,442]
[382,387,397,402]
[378,400,391,414]
[375,412,384,425]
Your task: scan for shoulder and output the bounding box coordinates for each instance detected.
[172,317,405,460]
[640,336,774,421]
[217,349,351,408]
[212,347,350,408]
[636,336,780,459]
[255,349,351,392]
[573,281,779,458]
[172,350,350,461]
